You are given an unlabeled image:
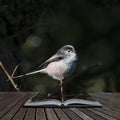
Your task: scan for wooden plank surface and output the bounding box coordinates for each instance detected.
[70,108,94,120]
[45,108,58,120]
[0,92,120,120]
[62,108,82,120]
[36,108,46,120]
[24,108,36,120]
[54,108,70,120]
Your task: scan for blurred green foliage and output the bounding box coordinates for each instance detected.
[0,0,120,93]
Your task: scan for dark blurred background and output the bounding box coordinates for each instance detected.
[0,0,120,94]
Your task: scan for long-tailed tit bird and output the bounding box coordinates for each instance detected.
[13,45,78,80]
[13,45,78,102]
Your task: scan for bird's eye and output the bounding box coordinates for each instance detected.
[68,50,71,53]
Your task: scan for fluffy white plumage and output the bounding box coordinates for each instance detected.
[13,45,78,81]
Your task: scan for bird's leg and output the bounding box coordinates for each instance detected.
[60,78,64,103]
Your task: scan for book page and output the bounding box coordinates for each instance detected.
[25,98,62,106]
[63,98,102,106]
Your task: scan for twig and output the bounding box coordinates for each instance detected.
[0,61,19,91]
[11,64,19,78]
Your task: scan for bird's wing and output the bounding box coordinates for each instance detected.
[37,54,64,69]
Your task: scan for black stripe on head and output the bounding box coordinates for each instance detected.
[57,45,75,55]
[63,45,74,51]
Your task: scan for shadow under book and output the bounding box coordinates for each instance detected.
[24,93,102,107]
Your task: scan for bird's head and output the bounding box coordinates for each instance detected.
[57,45,77,60]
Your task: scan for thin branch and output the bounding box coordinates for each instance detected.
[11,64,19,77]
[0,61,19,91]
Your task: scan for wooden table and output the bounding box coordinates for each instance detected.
[0,92,120,120]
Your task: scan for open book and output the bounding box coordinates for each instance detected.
[24,93,102,107]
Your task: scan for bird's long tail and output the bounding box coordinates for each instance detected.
[11,69,45,80]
